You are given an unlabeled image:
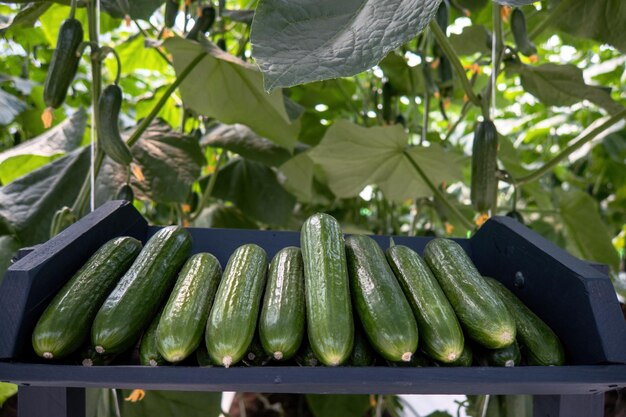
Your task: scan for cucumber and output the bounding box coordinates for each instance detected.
[91,226,192,354]
[164,0,179,28]
[98,84,133,166]
[350,323,376,366]
[386,244,464,363]
[43,18,83,109]
[441,342,473,367]
[483,276,565,366]
[511,8,537,57]
[294,341,320,367]
[242,336,272,367]
[78,345,117,367]
[259,247,305,361]
[156,253,222,363]
[386,351,435,368]
[32,236,142,359]
[195,343,213,367]
[475,340,521,367]
[139,309,167,366]
[470,120,499,213]
[423,238,516,349]
[301,213,353,366]
[346,235,418,362]
[186,5,215,40]
[205,244,268,367]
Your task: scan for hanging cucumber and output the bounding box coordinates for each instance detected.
[156,253,222,363]
[511,8,537,57]
[424,238,516,349]
[301,213,353,366]
[386,244,464,363]
[164,0,180,28]
[346,235,418,362]
[381,82,394,124]
[32,237,142,360]
[91,226,192,355]
[186,6,216,40]
[259,247,305,361]
[98,84,133,166]
[43,18,83,110]
[470,120,499,213]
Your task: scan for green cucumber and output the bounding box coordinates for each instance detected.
[301,213,353,366]
[470,120,499,213]
[294,342,320,367]
[98,84,133,166]
[32,236,142,359]
[483,276,564,366]
[43,18,83,109]
[424,238,516,349]
[350,323,376,366]
[511,8,537,57]
[78,345,117,367]
[346,235,418,362]
[205,244,267,367]
[139,309,167,366]
[475,340,521,367]
[186,6,215,40]
[242,336,272,367]
[386,244,464,363]
[91,226,192,354]
[164,0,179,28]
[386,351,435,368]
[259,247,305,361]
[442,342,473,367]
[156,253,222,363]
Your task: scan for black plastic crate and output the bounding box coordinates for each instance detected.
[0,201,625,417]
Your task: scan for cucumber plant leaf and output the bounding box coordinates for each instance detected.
[250,0,443,90]
[0,108,86,184]
[0,2,52,35]
[0,88,26,126]
[306,395,370,417]
[309,120,463,202]
[165,37,300,150]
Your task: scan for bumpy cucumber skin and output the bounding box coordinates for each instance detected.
[300,213,353,366]
[91,226,192,354]
[470,120,499,213]
[98,84,133,166]
[259,247,305,361]
[139,309,167,366]
[205,244,268,367]
[423,238,516,349]
[32,236,142,359]
[483,276,564,366]
[346,235,418,362]
[43,18,83,109]
[156,253,222,363]
[387,245,464,363]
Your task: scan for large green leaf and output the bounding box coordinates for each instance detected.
[0,88,26,125]
[120,390,222,417]
[0,108,86,184]
[0,146,90,247]
[379,52,424,97]
[211,158,296,226]
[553,0,626,53]
[0,235,21,279]
[105,34,170,76]
[309,120,463,202]
[558,189,620,272]
[279,152,315,202]
[0,2,52,34]
[39,4,120,45]
[250,0,443,90]
[192,204,258,229]
[448,25,491,56]
[507,62,624,115]
[164,37,300,150]
[306,395,370,417]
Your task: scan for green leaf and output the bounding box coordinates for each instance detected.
[558,188,620,272]
[448,25,491,56]
[201,123,294,167]
[306,394,370,417]
[279,152,315,202]
[192,204,258,229]
[251,0,443,90]
[0,383,17,408]
[0,108,86,184]
[554,0,626,54]
[0,2,52,35]
[120,390,222,417]
[39,4,120,46]
[165,37,300,150]
[507,62,624,115]
[0,88,26,125]
[106,34,170,76]
[379,52,424,96]
[211,158,296,226]
[309,120,463,202]
[135,86,182,130]
[0,146,90,247]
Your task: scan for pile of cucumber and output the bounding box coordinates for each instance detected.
[31,213,564,368]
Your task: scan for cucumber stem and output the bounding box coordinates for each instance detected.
[149,359,158,367]
[273,351,283,361]
[95,345,105,354]
[43,352,53,359]
[401,352,412,362]
[222,355,233,368]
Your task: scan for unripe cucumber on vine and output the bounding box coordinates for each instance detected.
[511,8,537,57]
[32,237,142,360]
[186,6,216,40]
[91,226,192,355]
[346,235,418,362]
[423,238,516,349]
[470,120,499,213]
[164,0,180,28]
[43,18,83,110]
[300,213,354,366]
[205,244,267,367]
[98,84,133,165]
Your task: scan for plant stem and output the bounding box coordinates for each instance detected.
[528,0,574,41]
[126,51,206,147]
[444,99,472,141]
[429,21,481,108]
[190,150,226,221]
[515,108,626,185]
[403,150,474,231]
